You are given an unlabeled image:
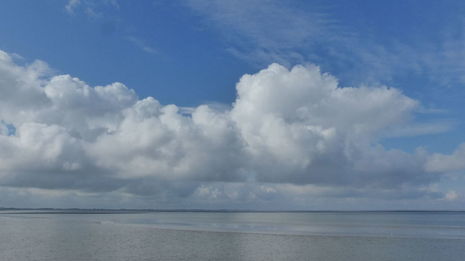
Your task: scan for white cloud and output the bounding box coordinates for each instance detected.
[0,49,462,207]
[230,64,429,187]
[65,0,81,14]
[426,143,465,173]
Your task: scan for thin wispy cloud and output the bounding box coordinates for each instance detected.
[127,36,158,55]
[64,1,158,56]
[65,0,81,14]
[183,0,465,90]
[184,0,343,67]
[65,0,119,17]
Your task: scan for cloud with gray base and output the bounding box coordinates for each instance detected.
[0,49,461,207]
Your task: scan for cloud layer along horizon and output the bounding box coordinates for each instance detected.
[0,50,462,209]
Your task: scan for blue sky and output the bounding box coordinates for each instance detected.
[1,0,465,209]
[0,0,250,106]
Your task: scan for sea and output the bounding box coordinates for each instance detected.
[0,210,464,261]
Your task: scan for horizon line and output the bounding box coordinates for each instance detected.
[1,207,465,213]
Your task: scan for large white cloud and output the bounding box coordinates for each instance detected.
[0,50,460,207]
[230,64,430,187]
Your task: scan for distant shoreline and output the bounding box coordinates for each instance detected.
[1,208,465,214]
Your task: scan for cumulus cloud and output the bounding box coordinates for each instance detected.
[0,49,460,208]
[426,143,465,173]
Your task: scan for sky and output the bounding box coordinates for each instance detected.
[1,0,465,209]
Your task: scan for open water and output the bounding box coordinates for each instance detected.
[0,210,464,260]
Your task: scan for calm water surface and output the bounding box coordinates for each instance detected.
[1,211,464,260]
